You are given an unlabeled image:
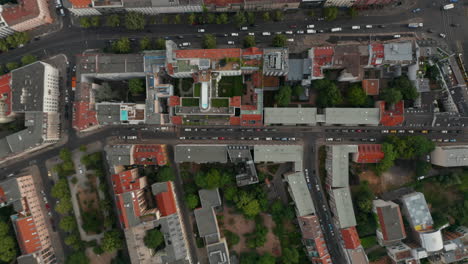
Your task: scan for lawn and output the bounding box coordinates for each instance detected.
[181,78,194,92]
[182,98,199,107]
[218,76,244,97]
[361,236,377,249]
[211,98,229,107]
[194,83,201,97]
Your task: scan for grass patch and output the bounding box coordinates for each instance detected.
[211,98,229,107]
[361,236,377,249]
[194,83,201,97]
[218,76,244,97]
[181,78,194,92]
[182,98,199,107]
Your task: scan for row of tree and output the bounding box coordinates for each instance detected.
[0,32,29,52]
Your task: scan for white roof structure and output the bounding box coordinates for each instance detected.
[419,230,444,252]
[264,107,317,125]
[324,108,380,125]
[285,172,315,216]
[430,146,468,167]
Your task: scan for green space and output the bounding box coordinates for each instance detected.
[218,76,244,97]
[193,83,201,97]
[361,236,377,249]
[181,78,194,92]
[181,98,200,107]
[0,206,19,263]
[352,181,377,237]
[211,98,229,107]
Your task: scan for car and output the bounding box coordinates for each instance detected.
[412,8,421,13]
[450,139,457,142]
[281,138,288,141]
[262,32,271,36]
[287,38,294,42]
[361,138,368,142]
[289,137,296,141]
[398,130,405,133]
[266,137,272,141]
[334,138,342,142]
[417,176,425,181]
[317,17,325,21]
[390,130,397,133]
[198,29,205,33]
[443,139,449,142]
[408,130,414,133]
[440,33,446,38]
[351,25,360,30]
[227,41,235,45]
[180,42,191,47]
[421,130,428,134]
[275,31,282,35]
[231,32,239,36]
[59,8,65,16]
[240,26,248,30]
[79,169,83,174]
[442,130,448,133]
[177,35,184,39]
[179,137,186,140]
[212,137,218,140]
[394,34,401,38]
[307,24,315,29]
[342,129,349,133]
[326,138,333,141]
[45,203,50,210]
[382,130,389,133]
[195,34,202,38]
[316,184,320,191]
[378,24,385,28]
[285,31,293,35]
[451,23,460,27]
[248,32,255,36]
[318,29,324,33]
[289,25,297,29]
[296,30,304,34]
[369,138,376,142]
[365,25,373,29]
[184,128,191,131]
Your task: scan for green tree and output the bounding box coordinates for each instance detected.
[381,88,402,105]
[93,246,104,255]
[156,166,174,182]
[273,10,284,21]
[202,34,217,49]
[6,32,28,48]
[59,215,77,232]
[51,179,70,199]
[262,12,270,21]
[55,199,73,215]
[233,11,246,28]
[293,85,304,97]
[216,13,229,24]
[243,35,256,48]
[282,248,300,264]
[242,199,261,218]
[60,148,72,161]
[79,17,91,28]
[348,7,358,18]
[195,169,223,189]
[206,13,216,24]
[390,75,418,100]
[314,79,343,107]
[324,7,338,21]
[347,83,367,106]
[258,253,276,264]
[112,37,131,54]
[79,145,87,152]
[375,143,397,175]
[308,10,315,17]
[0,234,16,262]
[106,14,120,27]
[144,228,165,250]
[224,230,240,247]
[162,15,170,24]
[0,39,9,52]
[272,34,286,47]
[185,194,199,210]
[425,65,440,81]
[91,16,100,27]
[139,37,152,50]
[0,222,8,236]
[65,233,82,250]
[155,38,166,50]
[128,78,144,95]
[102,230,124,252]
[125,12,146,30]
[6,62,19,71]
[188,13,196,25]
[66,252,90,264]
[21,54,37,66]
[247,12,255,25]
[406,135,435,157]
[275,85,292,106]
[415,160,431,177]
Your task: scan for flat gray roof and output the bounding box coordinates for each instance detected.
[384,42,413,62]
[199,188,222,209]
[151,182,168,195]
[0,138,12,159]
[96,103,121,125]
[264,107,317,125]
[0,178,21,209]
[77,54,144,75]
[285,172,315,216]
[122,192,141,227]
[194,207,220,245]
[206,239,230,264]
[158,213,189,263]
[331,187,356,229]
[324,108,380,125]
[175,145,227,163]
[430,146,468,167]
[11,62,46,112]
[105,144,132,166]
[326,145,358,188]
[6,112,45,154]
[373,200,406,242]
[400,192,433,228]
[254,145,303,171]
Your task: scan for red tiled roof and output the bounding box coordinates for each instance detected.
[355,144,384,163]
[169,96,181,107]
[133,144,167,166]
[72,101,98,131]
[171,116,182,125]
[341,227,361,249]
[230,96,241,107]
[263,76,280,88]
[69,0,91,8]
[241,105,256,111]
[155,182,177,217]
[175,48,241,59]
[371,43,385,65]
[112,169,141,194]
[379,101,405,126]
[252,71,263,88]
[241,114,262,126]
[312,47,334,78]
[362,79,380,95]
[0,74,12,116]
[230,116,241,125]
[14,215,42,254]
[2,0,39,26]
[242,47,263,57]
[204,0,243,6]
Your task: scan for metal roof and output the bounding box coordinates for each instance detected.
[96,103,121,125]
[331,187,356,229]
[6,112,45,154]
[253,145,303,171]
[11,62,47,112]
[264,107,317,125]
[324,108,380,125]
[121,192,142,227]
[105,144,132,166]
[285,172,315,216]
[175,145,227,163]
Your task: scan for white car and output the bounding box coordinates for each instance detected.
[248,32,255,36]
[394,34,401,38]
[198,29,205,33]
[262,32,271,36]
[287,38,294,42]
[326,138,333,141]
[180,42,191,47]
[351,25,360,30]
[296,30,304,34]
[227,41,235,45]
[231,32,239,36]
[240,27,248,31]
[307,24,315,29]
[439,33,446,38]
[365,25,373,28]
[285,31,293,35]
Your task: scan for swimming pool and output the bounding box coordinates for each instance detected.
[201,82,209,109]
[121,110,128,121]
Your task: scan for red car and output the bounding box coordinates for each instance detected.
[289,25,297,29]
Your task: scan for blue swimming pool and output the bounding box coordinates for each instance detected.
[121,110,128,121]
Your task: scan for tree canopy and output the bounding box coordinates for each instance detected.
[262,12,270,21]
[202,34,217,49]
[156,166,175,182]
[275,85,292,107]
[66,252,90,264]
[313,79,343,107]
[195,168,231,189]
[0,221,16,263]
[324,7,338,21]
[293,85,305,97]
[272,34,286,47]
[128,78,145,95]
[106,14,120,27]
[243,36,255,48]
[381,87,402,105]
[233,11,246,28]
[112,38,131,54]
[59,215,77,232]
[390,75,418,100]
[102,230,124,252]
[51,178,71,199]
[185,194,199,210]
[125,12,146,30]
[139,37,152,50]
[21,54,37,66]
[347,83,367,106]
[144,228,165,250]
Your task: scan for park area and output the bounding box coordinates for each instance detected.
[218,76,244,97]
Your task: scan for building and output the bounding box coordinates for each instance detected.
[379,100,405,126]
[205,0,301,12]
[430,145,468,167]
[324,108,380,126]
[362,79,380,95]
[352,144,384,163]
[386,242,419,264]
[328,187,356,229]
[341,227,361,250]
[199,188,222,209]
[0,0,53,34]
[297,215,332,264]
[441,226,468,263]
[284,171,315,217]
[373,199,406,246]
[325,145,358,188]
[226,145,258,186]
[174,145,228,164]
[0,175,55,264]
[105,144,168,167]
[253,145,303,171]
[263,107,317,126]
[0,62,61,161]
[399,192,433,231]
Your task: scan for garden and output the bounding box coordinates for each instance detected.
[218,76,244,97]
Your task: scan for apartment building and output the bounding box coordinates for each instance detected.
[324,0,396,7]
[0,0,53,34]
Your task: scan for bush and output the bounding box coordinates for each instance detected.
[224,230,240,247]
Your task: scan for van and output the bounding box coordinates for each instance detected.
[198,29,205,33]
[307,24,315,29]
[262,32,271,36]
[181,42,191,47]
[330,27,342,32]
[306,29,316,34]
[351,25,360,30]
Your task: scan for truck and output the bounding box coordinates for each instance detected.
[330,27,342,32]
[443,4,454,10]
[408,23,423,28]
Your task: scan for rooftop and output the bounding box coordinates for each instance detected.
[194,207,220,244]
[0,73,12,117]
[206,239,230,264]
[331,187,356,229]
[400,192,433,230]
[353,144,384,164]
[324,108,380,125]
[263,107,317,125]
[199,188,222,209]
[379,100,405,126]
[11,62,47,112]
[362,79,380,95]
[158,213,189,263]
[373,199,406,243]
[13,215,42,254]
[152,182,177,217]
[132,144,167,166]
[77,53,144,75]
[384,42,413,62]
[341,226,361,250]
[116,191,142,228]
[105,144,132,166]
[174,145,227,163]
[96,103,121,125]
[175,48,241,59]
[253,145,303,171]
[111,169,145,194]
[285,171,315,216]
[430,145,468,167]
[326,145,358,188]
